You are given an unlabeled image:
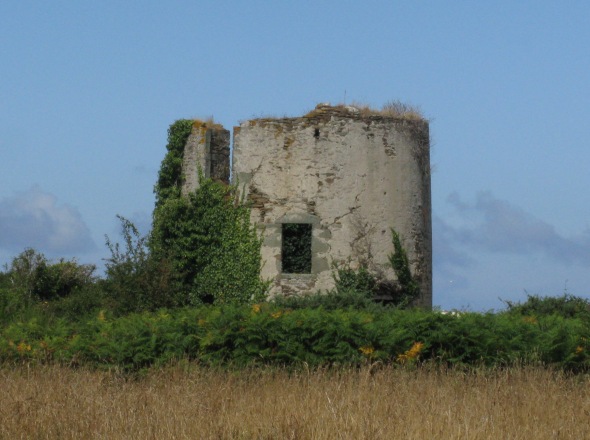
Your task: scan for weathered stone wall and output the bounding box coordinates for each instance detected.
[181,122,230,197]
[209,128,230,183]
[232,105,432,307]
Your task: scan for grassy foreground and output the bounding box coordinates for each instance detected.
[1,364,588,439]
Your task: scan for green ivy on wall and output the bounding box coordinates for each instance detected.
[154,119,194,208]
[150,120,268,305]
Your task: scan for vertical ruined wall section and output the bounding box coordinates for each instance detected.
[232,106,432,307]
[209,129,231,183]
[181,121,230,197]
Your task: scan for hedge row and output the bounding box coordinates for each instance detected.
[1,305,589,372]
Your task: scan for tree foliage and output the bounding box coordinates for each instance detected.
[104,216,183,314]
[5,248,95,302]
[503,294,590,320]
[0,249,97,325]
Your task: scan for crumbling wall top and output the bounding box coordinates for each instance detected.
[241,103,427,127]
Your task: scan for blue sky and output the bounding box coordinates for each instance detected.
[2,1,589,310]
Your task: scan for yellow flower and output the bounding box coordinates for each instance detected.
[271,311,283,319]
[97,310,106,322]
[359,345,375,356]
[407,342,424,358]
[252,304,261,313]
[397,342,424,363]
[576,346,584,355]
[16,342,31,353]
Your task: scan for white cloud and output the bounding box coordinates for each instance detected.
[0,186,96,255]
[441,191,590,265]
[433,191,590,309]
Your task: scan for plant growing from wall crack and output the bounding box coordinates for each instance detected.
[389,229,420,307]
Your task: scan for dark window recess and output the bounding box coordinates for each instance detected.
[282,223,312,274]
[314,128,320,139]
[210,156,217,176]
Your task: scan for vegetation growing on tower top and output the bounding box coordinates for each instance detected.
[303,100,425,121]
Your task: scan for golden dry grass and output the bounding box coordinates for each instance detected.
[1,364,589,439]
[351,100,424,120]
[302,101,425,122]
[192,116,224,130]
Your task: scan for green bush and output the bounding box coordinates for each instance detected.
[2,305,588,372]
[0,249,97,325]
[270,288,379,311]
[270,264,382,311]
[0,287,26,326]
[42,284,107,323]
[334,264,377,298]
[104,216,185,314]
[4,249,95,302]
[503,294,590,320]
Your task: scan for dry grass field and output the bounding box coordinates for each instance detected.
[1,364,589,439]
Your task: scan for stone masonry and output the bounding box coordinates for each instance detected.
[181,121,230,197]
[181,104,432,308]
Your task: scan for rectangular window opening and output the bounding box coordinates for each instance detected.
[282,223,312,274]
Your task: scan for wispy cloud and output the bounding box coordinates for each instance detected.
[433,191,590,309]
[432,215,473,290]
[433,215,473,269]
[0,186,96,255]
[438,191,590,266]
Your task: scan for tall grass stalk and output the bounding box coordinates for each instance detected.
[1,364,588,439]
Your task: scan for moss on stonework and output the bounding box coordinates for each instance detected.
[192,118,224,131]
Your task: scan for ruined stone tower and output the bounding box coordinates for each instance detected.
[181,104,432,308]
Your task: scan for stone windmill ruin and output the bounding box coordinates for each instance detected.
[180,103,432,308]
